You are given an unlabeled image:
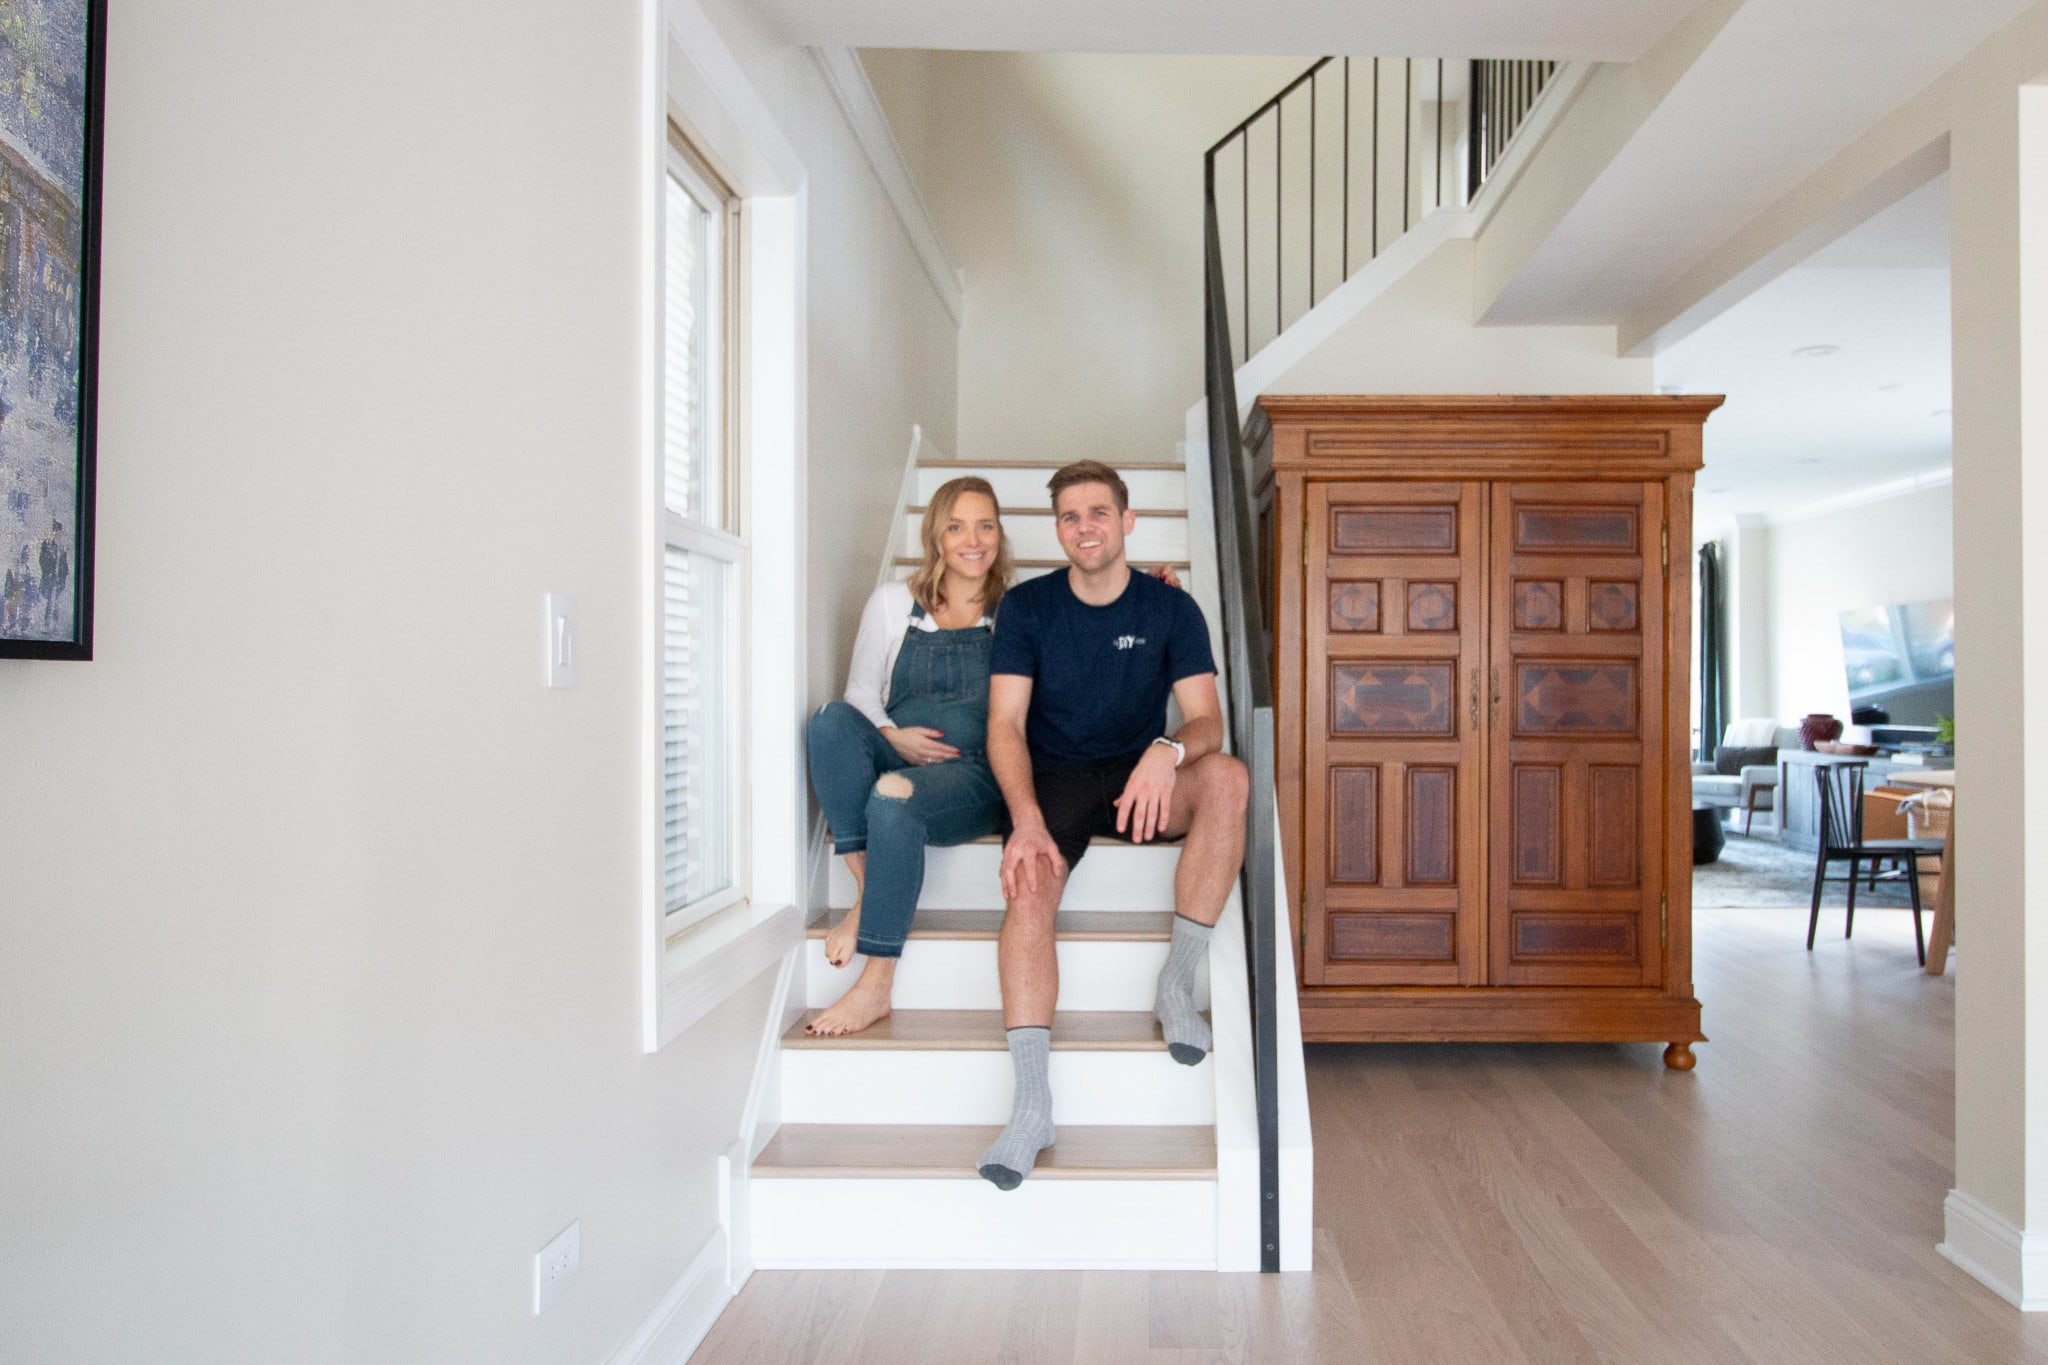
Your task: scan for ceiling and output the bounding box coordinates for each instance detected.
[742,0,1703,60]
[1656,175,1951,532]
[1485,0,2028,332]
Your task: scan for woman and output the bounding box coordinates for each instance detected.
[804,477,1012,1036]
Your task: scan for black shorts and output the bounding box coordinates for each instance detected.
[1035,754,1183,869]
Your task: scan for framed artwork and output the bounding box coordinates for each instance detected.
[0,0,104,659]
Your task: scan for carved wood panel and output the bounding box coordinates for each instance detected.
[1302,481,1487,986]
[1488,481,1665,988]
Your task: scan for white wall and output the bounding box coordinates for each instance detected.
[1757,483,1954,722]
[0,1,955,1360]
[863,50,1302,470]
[1264,237,1654,394]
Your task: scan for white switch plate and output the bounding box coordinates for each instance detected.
[543,593,576,688]
[533,1220,579,1314]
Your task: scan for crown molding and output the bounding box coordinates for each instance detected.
[810,46,964,325]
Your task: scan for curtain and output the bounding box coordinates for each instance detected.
[1698,541,1728,762]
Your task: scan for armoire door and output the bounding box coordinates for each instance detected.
[1487,481,1666,986]
[1301,481,1489,985]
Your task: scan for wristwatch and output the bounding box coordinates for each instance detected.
[1151,735,1186,768]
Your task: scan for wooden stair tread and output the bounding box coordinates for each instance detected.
[806,909,1174,941]
[784,1008,1202,1051]
[752,1123,1216,1179]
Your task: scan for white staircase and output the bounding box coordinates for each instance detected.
[748,452,1252,1270]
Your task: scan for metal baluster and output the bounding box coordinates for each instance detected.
[1436,58,1444,210]
[1370,59,1379,259]
[1403,59,1412,232]
[1309,70,1317,309]
[1342,57,1350,281]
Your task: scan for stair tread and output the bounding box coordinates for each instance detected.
[784,1008,1205,1051]
[807,909,1174,942]
[753,1123,1216,1179]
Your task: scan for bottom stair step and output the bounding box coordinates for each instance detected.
[753,1123,1215,1179]
[749,1124,1219,1269]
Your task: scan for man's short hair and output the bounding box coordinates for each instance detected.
[1047,460,1129,513]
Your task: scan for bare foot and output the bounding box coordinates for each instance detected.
[824,904,862,968]
[806,969,894,1036]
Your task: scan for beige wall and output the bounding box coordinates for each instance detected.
[1263,237,1653,395]
[863,50,1302,471]
[0,2,955,1360]
[1758,485,1954,723]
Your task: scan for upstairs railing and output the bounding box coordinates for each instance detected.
[1202,53,1559,1274]
[1208,56,1560,368]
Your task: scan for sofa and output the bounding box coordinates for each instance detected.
[1692,719,1795,836]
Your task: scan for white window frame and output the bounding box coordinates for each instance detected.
[644,6,809,1053]
[663,139,747,934]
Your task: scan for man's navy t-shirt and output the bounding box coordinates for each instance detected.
[989,568,1217,770]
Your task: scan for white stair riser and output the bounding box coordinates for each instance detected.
[902,511,1188,562]
[781,1050,1215,1126]
[828,842,1182,911]
[803,939,1208,1012]
[750,1176,1217,1270]
[917,466,1188,511]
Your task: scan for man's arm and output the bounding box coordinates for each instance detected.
[1113,672,1224,843]
[989,673,1065,896]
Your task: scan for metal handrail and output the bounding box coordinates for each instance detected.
[1200,49,1559,1275]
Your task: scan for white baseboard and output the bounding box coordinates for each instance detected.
[603,1228,739,1365]
[1940,1188,2048,1310]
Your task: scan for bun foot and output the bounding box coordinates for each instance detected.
[1663,1042,1697,1071]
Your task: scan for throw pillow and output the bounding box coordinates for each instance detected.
[1715,745,1776,776]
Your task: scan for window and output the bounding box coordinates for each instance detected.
[663,135,743,933]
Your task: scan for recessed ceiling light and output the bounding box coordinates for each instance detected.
[1791,344,1841,358]
[1706,486,1730,494]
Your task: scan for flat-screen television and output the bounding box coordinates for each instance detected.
[1839,597,1954,726]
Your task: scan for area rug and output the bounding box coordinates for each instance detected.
[1691,830,1923,910]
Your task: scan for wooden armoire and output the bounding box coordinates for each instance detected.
[1249,395,1722,1068]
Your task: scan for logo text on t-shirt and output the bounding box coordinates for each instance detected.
[1113,634,1146,650]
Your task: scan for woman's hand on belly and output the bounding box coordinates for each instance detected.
[882,725,961,766]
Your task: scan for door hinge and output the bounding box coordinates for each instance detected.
[1661,522,1669,573]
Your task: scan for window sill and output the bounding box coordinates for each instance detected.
[657,899,804,1049]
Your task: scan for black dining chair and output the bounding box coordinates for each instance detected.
[1806,761,1943,964]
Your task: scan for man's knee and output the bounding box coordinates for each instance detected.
[1197,752,1249,815]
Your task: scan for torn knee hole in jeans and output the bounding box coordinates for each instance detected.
[874,773,915,799]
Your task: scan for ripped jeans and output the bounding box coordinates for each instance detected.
[805,701,1003,957]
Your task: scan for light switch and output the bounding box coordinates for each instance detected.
[544,593,576,688]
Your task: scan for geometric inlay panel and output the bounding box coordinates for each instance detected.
[1587,581,1639,632]
[1330,663,1455,736]
[1407,582,1457,632]
[1516,661,1638,735]
[1331,506,1457,555]
[1331,912,1455,961]
[1406,766,1455,883]
[1514,506,1637,553]
[1511,914,1638,959]
[1328,581,1382,633]
[1589,766,1639,887]
[1513,580,1563,631]
[1329,767,1379,884]
[1512,765,1561,885]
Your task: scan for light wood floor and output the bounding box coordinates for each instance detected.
[692,905,2048,1364]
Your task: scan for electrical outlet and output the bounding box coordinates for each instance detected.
[533,1221,579,1314]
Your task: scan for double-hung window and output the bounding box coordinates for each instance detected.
[663,135,744,934]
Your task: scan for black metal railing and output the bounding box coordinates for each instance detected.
[1207,56,1559,368]
[1200,51,1560,1275]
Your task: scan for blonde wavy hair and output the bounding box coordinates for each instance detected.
[907,476,1013,616]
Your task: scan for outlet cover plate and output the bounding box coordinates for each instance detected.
[533,1220,579,1314]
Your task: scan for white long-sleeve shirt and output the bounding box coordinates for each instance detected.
[843,581,993,730]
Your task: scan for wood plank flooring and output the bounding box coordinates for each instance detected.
[693,905,2048,1363]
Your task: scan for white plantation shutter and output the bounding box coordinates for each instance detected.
[663,140,743,930]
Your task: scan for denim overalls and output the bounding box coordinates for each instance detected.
[806,604,1004,958]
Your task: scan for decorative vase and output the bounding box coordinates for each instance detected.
[1799,713,1843,751]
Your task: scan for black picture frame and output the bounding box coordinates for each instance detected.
[0,0,105,660]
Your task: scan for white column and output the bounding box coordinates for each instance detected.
[1725,513,1773,722]
[1942,74,2048,1309]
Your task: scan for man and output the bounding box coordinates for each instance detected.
[978,460,1248,1189]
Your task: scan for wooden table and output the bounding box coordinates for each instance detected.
[1886,770,1955,975]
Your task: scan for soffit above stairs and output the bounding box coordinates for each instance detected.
[741,0,1701,62]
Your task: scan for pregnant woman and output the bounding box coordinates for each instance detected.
[804,477,1012,1035]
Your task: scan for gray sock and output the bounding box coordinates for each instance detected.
[1155,914,1213,1065]
[978,1026,1055,1190]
